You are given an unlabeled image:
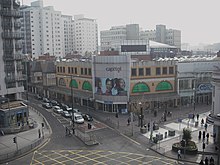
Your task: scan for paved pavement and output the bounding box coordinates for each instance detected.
[83,104,219,165]
[0,106,51,163]
[0,101,219,164]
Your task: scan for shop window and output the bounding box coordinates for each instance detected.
[156,67,161,75]
[131,68,137,76]
[139,68,144,76]
[146,68,151,76]
[69,79,78,88]
[169,67,174,74]
[156,81,173,91]
[162,67,167,75]
[88,68,91,75]
[132,82,150,93]
[82,81,92,91]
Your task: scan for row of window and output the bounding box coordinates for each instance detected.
[57,66,92,76]
[131,67,174,76]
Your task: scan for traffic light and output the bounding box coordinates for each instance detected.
[13,137,17,143]
[41,123,44,128]
[202,143,205,150]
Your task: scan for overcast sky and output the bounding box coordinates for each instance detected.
[22,0,219,46]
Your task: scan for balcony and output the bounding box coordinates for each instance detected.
[2,31,23,39]
[5,77,16,83]
[3,44,14,50]
[1,22,13,30]
[3,54,15,61]
[15,43,22,50]
[0,10,22,18]
[0,0,12,7]
[5,66,15,72]
[16,64,24,71]
[14,54,25,60]
[16,75,25,81]
[14,22,21,29]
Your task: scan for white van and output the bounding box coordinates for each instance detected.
[74,113,84,124]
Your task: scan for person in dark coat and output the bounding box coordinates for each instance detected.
[204,157,208,165]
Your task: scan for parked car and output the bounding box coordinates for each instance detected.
[53,106,61,112]
[61,103,69,111]
[73,113,84,124]
[82,114,93,121]
[42,103,52,109]
[36,94,42,100]
[43,97,50,103]
[61,111,71,118]
[51,100,58,106]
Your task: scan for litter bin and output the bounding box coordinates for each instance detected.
[140,127,147,133]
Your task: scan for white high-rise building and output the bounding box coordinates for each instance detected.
[61,15,74,55]
[0,0,24,100]
[20,0,64,58]
[73,14,98,55]
[20,1,98,58]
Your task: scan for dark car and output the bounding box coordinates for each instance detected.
[42,103,52,109]
[61,103,69,111]
[50,100,58,106]
[36,94,42,100]
[82,114,93,121]
[61,111,71,118]
[43,97,50,103]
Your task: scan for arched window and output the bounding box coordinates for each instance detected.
[82,81,92,91]
[132,82,150,93]
[156,81,173,91]
[59,78,66,86]
[69,79,78,88]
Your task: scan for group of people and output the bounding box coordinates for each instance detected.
[199,156,215,165]
[95,77,127,96]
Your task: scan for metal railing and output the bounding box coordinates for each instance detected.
[0,138,43,163]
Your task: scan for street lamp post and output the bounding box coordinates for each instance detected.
[139,102,145,133]
[193,87,196,111]
[71,76,75,134]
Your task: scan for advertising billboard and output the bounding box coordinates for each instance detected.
[92,56,130,100]
[95,77,127,96]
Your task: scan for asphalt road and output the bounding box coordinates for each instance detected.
[4,95,196,165]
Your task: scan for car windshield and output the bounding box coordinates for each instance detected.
[76,116,82,120]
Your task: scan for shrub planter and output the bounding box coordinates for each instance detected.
[172,141,198,155]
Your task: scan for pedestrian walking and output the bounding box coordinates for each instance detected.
[197,114,199,121]
[204,157,208,165]
[198,131,202,140]
[203,131,206,140]
[206,133,209,142]
[38,129,41,138]
[210,157,214,165]
[127,117,131,126]
[177,149,181,159]
[213,133,216,143]
[204,123,208,131]
[147,122,150,131]
[201,118,204,125]
[199,160,204,165]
